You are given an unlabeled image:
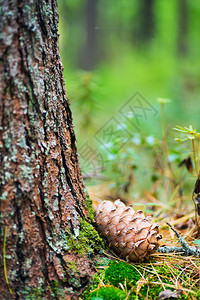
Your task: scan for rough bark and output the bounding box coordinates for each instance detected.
[0,0,97,298]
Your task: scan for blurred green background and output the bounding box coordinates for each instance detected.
[58,0,200,137]
[57,0,200,198]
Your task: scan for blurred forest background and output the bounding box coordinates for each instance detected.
[57,0,200,202]
[56,3,200,297]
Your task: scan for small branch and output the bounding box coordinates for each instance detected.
[157,246,184,254]
[157,222,200,257]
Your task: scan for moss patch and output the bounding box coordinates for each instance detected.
[67,219,104,256]
[90,286,127,300]
[85,194,95,220]
[105,260,140,288]
[82,258,200,300]
[82,260,141,300]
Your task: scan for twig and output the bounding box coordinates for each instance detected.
[3,226,12,295]
[157,222,200,257]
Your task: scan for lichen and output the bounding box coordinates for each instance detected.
[54,229,69,252]
[19,164,33,186]
[18,279,67,299]
[50,280,66,299]
[18,278,45,300]
[0,191,8,200]
[17,137,26,148]
[68,277,81,289]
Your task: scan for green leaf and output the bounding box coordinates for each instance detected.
[173,125,196,134]
[189,125,194,131]
[187,135,195,140]
[175,138,190,142]
[173,127,188,133]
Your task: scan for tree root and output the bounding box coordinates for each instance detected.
[157,222,200,257]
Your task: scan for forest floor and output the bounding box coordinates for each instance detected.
[81,183,200,300]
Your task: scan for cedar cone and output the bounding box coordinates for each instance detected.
[94,199,162,262]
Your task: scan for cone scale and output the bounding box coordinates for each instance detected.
[95,200,162,262]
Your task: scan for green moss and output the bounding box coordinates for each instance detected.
[90,286,127,300]
[96,257,111,267]
[140,284,162,300]
[105,261,140,288]
[64,258,77,272]
[82,258,200,300]
[85,194,95,220]
[81,269,105,300]
[67,219,104,256]
[82,260,140,300]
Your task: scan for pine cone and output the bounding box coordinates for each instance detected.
[94,199,162,262]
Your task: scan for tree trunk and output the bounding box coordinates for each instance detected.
[177,0,188,56]
[0,1,99,298]
[135,0,155,45]
[79,0,99,70]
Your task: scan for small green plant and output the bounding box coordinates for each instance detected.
[174,125,200,175]
[173,125,200,232]
[99,113,163,201]
[98,99,185,208]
